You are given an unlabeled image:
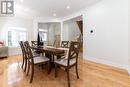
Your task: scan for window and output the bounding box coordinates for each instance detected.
[8,27,27,47]
[39,29,48,42]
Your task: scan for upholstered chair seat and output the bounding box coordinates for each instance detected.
[32,56,49,64]
[55,58,76,66]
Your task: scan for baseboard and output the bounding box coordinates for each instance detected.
[84,57,129,71]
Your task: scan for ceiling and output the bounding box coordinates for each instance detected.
[14,0,100,18]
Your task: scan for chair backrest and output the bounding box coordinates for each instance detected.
[19,41,26,58]
[24,41,34,63]
[31,41,38,47]
[61,41,69,48]
[39,41,44,46]
[31,41,44,47]
[67,41,80,66]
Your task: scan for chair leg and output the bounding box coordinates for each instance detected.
[48,62,51,74]
[52,55,54,62]
[30,64,34,83]
[76,64,79,79]
[27,63,30,76]
[21,57,24,69]
[42,52,44,56]
[67,69,70,87]
[41,64,44,70]
[65,68,67,72]
[24,59,27,72]
[55,64,57,78]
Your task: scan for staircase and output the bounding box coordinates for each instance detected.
[76,21,83,35]
[76,21,83,52]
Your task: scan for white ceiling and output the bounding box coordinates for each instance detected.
[14,0,100,18]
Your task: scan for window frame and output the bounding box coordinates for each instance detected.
[39,28,48,43]
[7,27,28,47]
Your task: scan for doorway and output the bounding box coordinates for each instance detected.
[38,22,61,46]
[62,15,83,58]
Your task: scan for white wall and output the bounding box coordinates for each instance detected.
[54,24,61,35]
[0,17,34,56]
[48,24,55,45]
[62,22,69,41]
[84,0,129,69]
[38,23,49,29]
[128,0,130,74]
[61,0,129,70]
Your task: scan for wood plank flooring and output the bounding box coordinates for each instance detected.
[0,55,130,87]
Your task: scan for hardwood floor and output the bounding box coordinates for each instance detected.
[0,55,130,87]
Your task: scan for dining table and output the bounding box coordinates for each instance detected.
[31,46,65,57]
[31,46,67,71]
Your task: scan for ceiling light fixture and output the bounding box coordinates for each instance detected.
[20,0,24,2]
[53,13,57,17]
[66,5,70,9]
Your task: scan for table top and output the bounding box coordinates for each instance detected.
[31,46,65,55]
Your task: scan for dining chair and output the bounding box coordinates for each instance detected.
[54,41,80,87]
[19,41,27,72]
[31,41,44,55]
[61,41,69,48]
[31,41,44,46]
[24,41,50,83]
[31,41,38,47]
[57,41,70,59]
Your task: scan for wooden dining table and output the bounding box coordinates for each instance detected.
[31,46,65,71]
[31,46,65,56]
